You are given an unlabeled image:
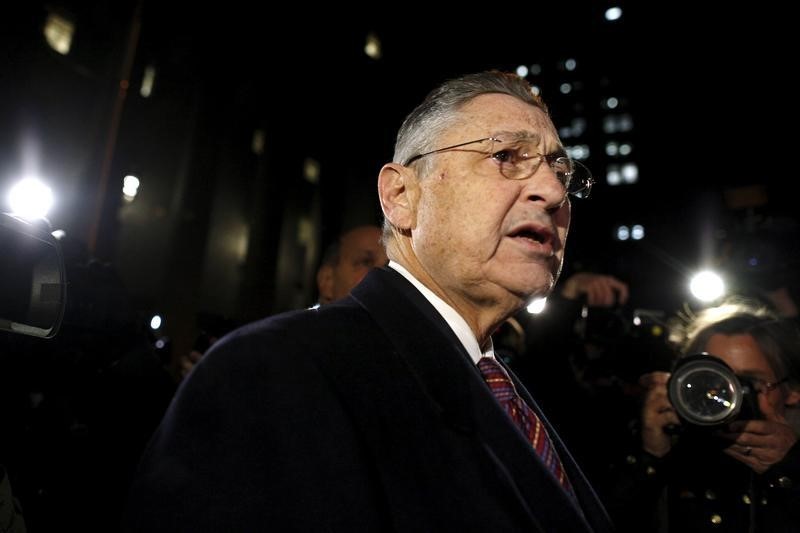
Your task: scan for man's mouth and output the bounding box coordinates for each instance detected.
[508,223,552,246]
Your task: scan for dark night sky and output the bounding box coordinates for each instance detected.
[1,1,796,319]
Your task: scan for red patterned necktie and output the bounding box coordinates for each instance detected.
[478,356,573,495]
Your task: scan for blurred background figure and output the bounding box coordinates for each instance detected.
[606,300,800,533]
[315,225,388,306]
[178,224,387,379]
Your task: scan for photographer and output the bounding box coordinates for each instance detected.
[607,300,800,533]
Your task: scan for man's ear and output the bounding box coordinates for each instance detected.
[316,265,334,305]
[378,163,417,232]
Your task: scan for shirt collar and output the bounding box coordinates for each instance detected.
[388,261,494,365]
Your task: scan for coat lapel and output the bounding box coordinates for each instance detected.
[345,268,611,532]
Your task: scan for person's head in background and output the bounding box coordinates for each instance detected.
[316,225,388,304]
[678,299,800,425]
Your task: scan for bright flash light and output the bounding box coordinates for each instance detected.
[689,270,726,302]
[8,178,54,219]
[150,314,163,330]
[527,297,547,314]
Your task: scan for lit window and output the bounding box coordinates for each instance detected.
[140,65,156,98]
[122,175,140,202]
[364,32,381,59]
[567,145,590,160]
[303,158,320,184]
[252,129,265,155]
[622,163,639,184]
[606,165,621,185]
[43,12,74,55]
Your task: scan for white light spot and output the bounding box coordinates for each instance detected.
[527,297,547,314]
[605,7,623,21]
[607,166,621,185]
[8,177,54,219]
[122,175,140,202]
[622,163,639,183]
[690,271,726,302]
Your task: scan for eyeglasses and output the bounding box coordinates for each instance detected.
[403,134,594,198]
[746,376,789,394]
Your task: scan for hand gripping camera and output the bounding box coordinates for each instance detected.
[667,353,762,427]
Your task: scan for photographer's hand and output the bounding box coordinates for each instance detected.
[560,272,629,307]
[719,418,798,474]
[640,372,681,457]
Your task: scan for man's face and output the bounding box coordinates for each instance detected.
[410,93,571,307]
[706,333,794,421]
[319,226,388,303]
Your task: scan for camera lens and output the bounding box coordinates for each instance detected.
[668,355,743,426]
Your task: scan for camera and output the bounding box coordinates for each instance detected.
[0,213,66,338]
[667,353,762,427]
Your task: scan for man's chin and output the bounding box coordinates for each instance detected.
[503,274,556,302]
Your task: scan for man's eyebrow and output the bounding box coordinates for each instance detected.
[492,130,542,144]
[493,130,567,157]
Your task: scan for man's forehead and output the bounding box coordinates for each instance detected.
[447,95,555,141]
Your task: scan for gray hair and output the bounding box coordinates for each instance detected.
[384,70,547,242]
[679,299,800,385]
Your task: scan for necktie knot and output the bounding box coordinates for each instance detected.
[477,356,518,402]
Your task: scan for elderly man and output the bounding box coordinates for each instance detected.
[123,71,611,532]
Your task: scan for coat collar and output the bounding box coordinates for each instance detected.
[348,268,612,532]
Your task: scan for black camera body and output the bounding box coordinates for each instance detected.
[667,353,762,428]
[0,213,66,338]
